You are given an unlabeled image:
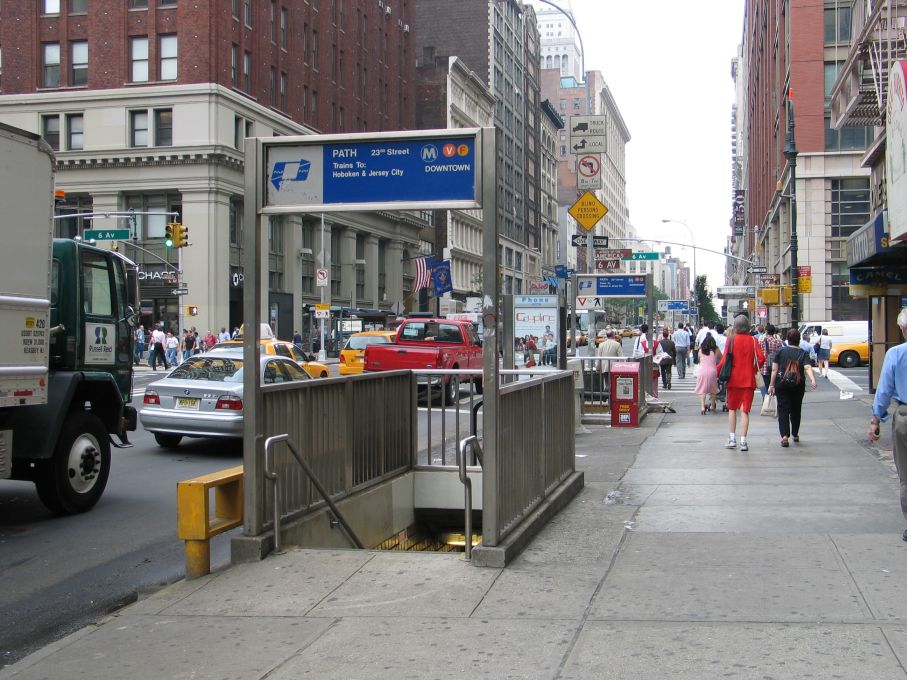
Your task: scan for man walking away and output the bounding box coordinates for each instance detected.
[658,328,677,390]
[673,323,690,379]
[149,324,168,371]
[868,307,907,541]
[694,321,710,366]
[596,330,623,401]
[134,325,145,365]
[758,324,784,398]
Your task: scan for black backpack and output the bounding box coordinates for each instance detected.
[777,349,804,389]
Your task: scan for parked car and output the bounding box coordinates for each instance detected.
[209,339,329,378]
[140,351,311,448]
[364,318,483,402]
[339,330,396,375]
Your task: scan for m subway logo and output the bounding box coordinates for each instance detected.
[271,160,311,190]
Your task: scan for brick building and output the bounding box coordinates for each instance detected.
[0,0,424,345]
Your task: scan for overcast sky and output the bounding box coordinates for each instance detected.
[540,0,746,292]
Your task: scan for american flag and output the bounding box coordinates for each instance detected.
[413,256,434,292]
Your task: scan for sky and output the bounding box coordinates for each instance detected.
[538,0,746,293]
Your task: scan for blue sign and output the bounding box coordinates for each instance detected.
[545,275,559,288]
[849,267,907,285]
[432,260,453,296]
[577,275,647,298]
[266,136,477,208]
[689,307,699,316]
[666,300,689,311]
[554,264,568,279]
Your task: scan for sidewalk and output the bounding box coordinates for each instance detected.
[4,387,907,679]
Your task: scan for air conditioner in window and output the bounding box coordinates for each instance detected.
[385,5,392,16]
[403,23,410,33]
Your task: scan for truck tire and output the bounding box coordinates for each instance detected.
[444,376,460,404]
[838,350,859,369]
[35,411,110,515]
[154,433,182,449]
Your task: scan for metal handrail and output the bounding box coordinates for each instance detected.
[263,434,364,554]
[457,435,484,560]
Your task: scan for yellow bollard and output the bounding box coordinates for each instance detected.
[184,539,211,580]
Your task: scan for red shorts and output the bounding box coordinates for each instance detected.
[726,386,755,413]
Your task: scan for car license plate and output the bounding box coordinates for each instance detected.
[175,397,199,410]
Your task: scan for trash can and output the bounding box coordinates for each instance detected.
[610,361,642,427]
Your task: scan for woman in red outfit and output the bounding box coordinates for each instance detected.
[716,315,765,452]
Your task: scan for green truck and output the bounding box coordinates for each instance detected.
[0,123,138,514]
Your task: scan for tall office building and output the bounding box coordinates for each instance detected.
[0,0,423,344]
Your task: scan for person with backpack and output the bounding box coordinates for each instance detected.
[767,328,818,447]
[758,324,784,398]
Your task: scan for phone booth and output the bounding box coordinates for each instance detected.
[610,361,642,427]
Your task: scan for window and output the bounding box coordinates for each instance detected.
[229,197,243,245]
[312,30,318,69]
[154,109,172,146]
[824,4,852,43]
[311,90,317,120]
[43,0,60,14]
[830,177,870,238]
[280,8,288,48]
[160,0,177,6]
[231,44,238,86]
[269,67,276,106]
[280,73,287,110]
[159,35,177,80]
[69,0,87,13]
[130,110,148,147]
[824,61,842,99]
[131,37,149,82]
[125,193,180,239]
[243,52,251,92]
[70,41,88,86]
[270,1,276,42]
[244,0,252,27]
[824,115,872,151]
[81,251,113,317]
[42,115,61,151]
[129,0,149,7]
[66,113,83,150]
[43,43,60,88]
[231,0,238,18]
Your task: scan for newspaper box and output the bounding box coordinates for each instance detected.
[610,361,641,427]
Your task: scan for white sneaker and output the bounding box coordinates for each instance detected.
[740,438,749,452]
[725,436,737,449]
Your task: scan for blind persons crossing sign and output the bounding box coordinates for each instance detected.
[568,192,609,232]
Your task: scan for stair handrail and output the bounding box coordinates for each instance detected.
[457,435,484,560]
[264,434,364,554]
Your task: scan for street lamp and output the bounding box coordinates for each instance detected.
[661,218,698,309]
[782,90,800,326]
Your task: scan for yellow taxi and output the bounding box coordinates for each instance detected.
[210,324,329,378]
[339,330,397,375]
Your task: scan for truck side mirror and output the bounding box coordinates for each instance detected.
[122,306,139,327]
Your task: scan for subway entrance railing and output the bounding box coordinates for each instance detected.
[231,368,580,565]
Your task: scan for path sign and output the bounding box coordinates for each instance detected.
[571,234,609,248]
[716,285,756,298]
[84,229,130,240]
[595,259,622,271]
[576,274,647,298]
[315,267,329,287]
[799,276,813,293]
[657,300,689,312]
[314,303,330,319]
[625,252,659,261]
[171,288,189,296]
[747,265,768,274]
[568,192,609,232]
[264,129,481,212]
[569,115,608,154]
[577,154,602,190]
[594,249,631,260]
[760,274,780,285]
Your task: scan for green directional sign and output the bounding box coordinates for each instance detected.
[84,229,130,240]
[623,251,659,261]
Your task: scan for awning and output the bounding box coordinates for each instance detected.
[846,211,904,267]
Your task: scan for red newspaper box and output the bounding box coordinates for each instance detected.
[610,361,641,427]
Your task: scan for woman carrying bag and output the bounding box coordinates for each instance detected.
[767,328,818,447]
[716,315,765,452]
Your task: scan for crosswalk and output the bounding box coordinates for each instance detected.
[654,364,700,395]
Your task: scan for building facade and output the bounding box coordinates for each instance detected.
[0,0,423,346]
[734,0,873,326]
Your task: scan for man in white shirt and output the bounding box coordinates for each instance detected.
[672,323,691,379]
[218,327,231,342]
[149,325,168,370]
[713,322,728,354]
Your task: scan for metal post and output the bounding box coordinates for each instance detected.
[177,246,183,355]
[783,92,800,327]
[318,214,327,361]
[586,230,594,353]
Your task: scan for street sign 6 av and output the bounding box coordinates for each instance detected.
[568,192,609,232]
[84,229,130,240]
[626,252,659,261]
[595,259,622,271]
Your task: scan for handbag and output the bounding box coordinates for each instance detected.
[718,336,734,383]
[777,349,804,389]
[653,351,672,366]
[760,392,777,417]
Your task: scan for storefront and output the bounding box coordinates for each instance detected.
[137,264,179,333]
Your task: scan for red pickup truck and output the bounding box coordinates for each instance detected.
[363,318,483,401]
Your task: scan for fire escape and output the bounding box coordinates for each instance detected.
[830,0,907,129]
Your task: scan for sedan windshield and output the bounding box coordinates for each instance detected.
[168,357,244,382]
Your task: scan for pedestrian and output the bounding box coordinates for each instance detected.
[293,329,303,345]
[192,328,201,355]
[658,328,676,390]
[149,324,168,370]
[758,323,784,398]
[672,323,690,379]
[694,333,721,414]
[165,331,179,366]
[134,324,145,365]
[768,328,818,447]
[596,329,623,399]
[868,308,907,540]
[716,314,765,452]
[800,331,818,364]
[183,329,196,360]
[693,321,710,365]
[204,329,217,351]
[713,321,728,354]
[817,329,833,377]
[231,326,240,339]
[219,327,231,342]
[633,323,653,358]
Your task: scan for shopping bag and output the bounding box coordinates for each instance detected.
[760,393,777,417]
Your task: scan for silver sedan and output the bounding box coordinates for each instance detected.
[139,351,311,448]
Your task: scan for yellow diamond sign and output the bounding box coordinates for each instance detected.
[568,191,609,232]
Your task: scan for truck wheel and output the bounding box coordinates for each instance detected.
[154,433,182,449]
[444,377,460,404]
[838,351,859,369]
[35,411,110,515]
[474,377,484,394]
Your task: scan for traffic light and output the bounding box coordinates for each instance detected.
[164,223,175,248]
[186,305,199,316]
[167,223,189,248]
